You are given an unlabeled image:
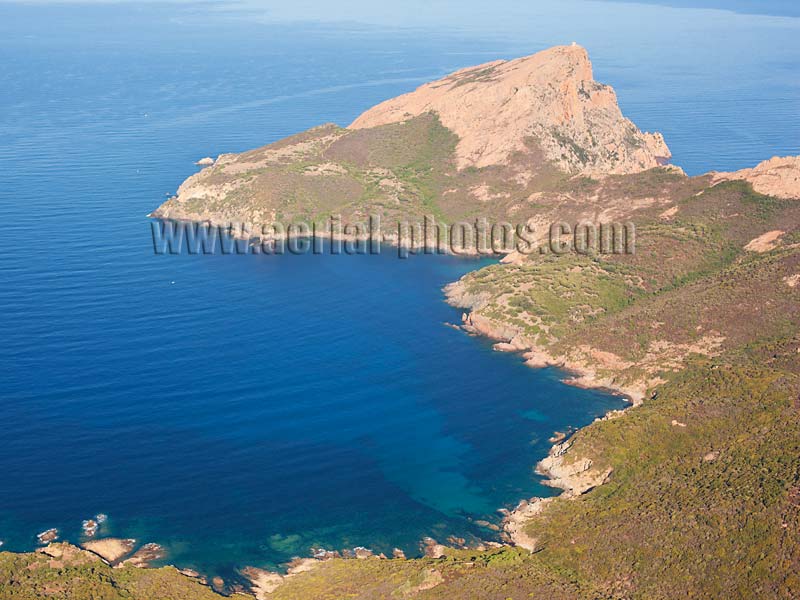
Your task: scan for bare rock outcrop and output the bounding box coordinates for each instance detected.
[82,538,136,563]
[713,155,800,200]
[36,543,103,568]
[744,230,785,253]
[241,567,284,599]
[536,440,613,497]
[502,497,555,551]
[119,542,165,568]
[350,44,670,175]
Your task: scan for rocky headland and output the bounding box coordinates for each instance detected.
[4,44,800,599]
[151,44,675,243]
[151,44,794,599]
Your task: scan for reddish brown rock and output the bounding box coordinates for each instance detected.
[350,44,670,175]
[36,529,59,545]
[714,155,800,200]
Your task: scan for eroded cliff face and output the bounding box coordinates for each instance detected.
[350,44,670,175]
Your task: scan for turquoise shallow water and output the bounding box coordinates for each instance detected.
[0,0,798,579]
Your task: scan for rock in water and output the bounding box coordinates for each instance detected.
[36,529,59,544]
[211,576,225,593]
[82,519,99,537]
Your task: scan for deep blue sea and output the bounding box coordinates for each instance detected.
[0,0,798,580]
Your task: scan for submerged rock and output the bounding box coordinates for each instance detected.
[474,519,501,532]
[211,576,225,593]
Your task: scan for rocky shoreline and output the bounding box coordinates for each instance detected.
[145,47,799,573]
[9,528,503,599]
[0,247,649,599]
[448,292,648,404]
[442,283,652,551]
[16,179,800,599]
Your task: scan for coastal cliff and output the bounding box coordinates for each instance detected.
[350,44,670,174]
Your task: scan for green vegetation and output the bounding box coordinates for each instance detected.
[153,112,587,230]
[526,356,800,599]
[17,109,800,598]
[0,545,241,600]
[258,175,800,597]
[15,171,798,598]
[457,256,640,342]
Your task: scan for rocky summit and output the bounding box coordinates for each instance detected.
[350,44,670,174]
[151,46,676,235]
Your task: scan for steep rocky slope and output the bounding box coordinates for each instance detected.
[351,44,670,174]
[152,45,671,234]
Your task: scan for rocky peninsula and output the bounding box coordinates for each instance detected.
[4,44,800,599]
